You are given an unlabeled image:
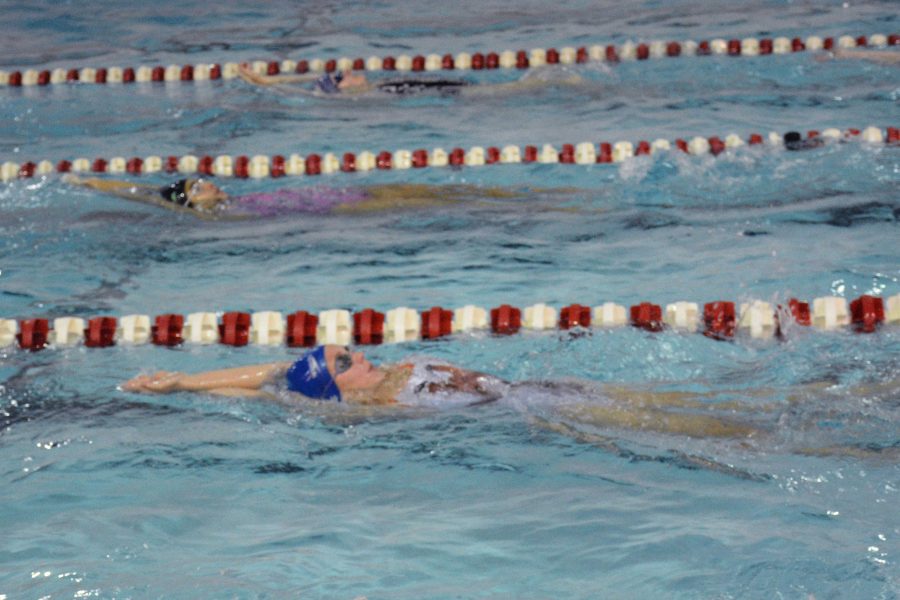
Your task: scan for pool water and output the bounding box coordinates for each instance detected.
[1,1,899,598]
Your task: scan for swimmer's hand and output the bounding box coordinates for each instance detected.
[62,174,83,185]
[425,364,495,394]
[238,62,269,85]
[122,371,184,393]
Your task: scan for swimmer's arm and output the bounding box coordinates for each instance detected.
[65,174,222,220]
[238,64,318,86]
[123,362,291,394]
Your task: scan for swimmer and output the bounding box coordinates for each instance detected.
[65,175,568,219]
[237,63,588,98]
[123,344,897,446]
[816,47,900,65]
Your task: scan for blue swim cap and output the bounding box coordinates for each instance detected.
[285,346,342,401]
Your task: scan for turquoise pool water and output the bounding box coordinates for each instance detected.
[1,1,899,598]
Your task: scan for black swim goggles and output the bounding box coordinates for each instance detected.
[333,348,353,375]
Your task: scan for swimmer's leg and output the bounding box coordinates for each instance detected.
[558,404,761,439]
[531,417,770,481]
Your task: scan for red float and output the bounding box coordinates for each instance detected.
[125,156,144,175]
[56,160,72,173]
[635,141,651,156]
[630,303,663,332]
[234,156,249,179]
[708,136,725,156]
[306,154,322,175]
[605,45,619,63]
[353,309,384,345]
[703,301,735,339]
[352,58,365,70]
[421,307,453,340]
[576,47,588,63]
[165,155,179,173]
[486,52,499,69]
[17,319,48,351]
[597,142,612,163]
[697,41,711,55]
[95,68,107,84]
[887,127,900,144]
[788,298,811,326]
[412,149,428,168]
[382,56,396,70]
[516,50,529,69]
[85,317,117,348]
[18,162,35,178]
[219,312,251,346]
[728,39,741,55]
[180,65,193,81]
[523,145,538,162]
[37,70,50,85]
[666,42,681,57]
[559,304,591,329]
[559,144,575,163]
[748,133,763,145]
[855,35,867,47]
[636,43,649,60]
[412,55,425,71]
[486,147,500,164]
[889,34,899,46]
[376,151,392,169]
[449,148,465,167]
[198,155,214,176]
[151,66,165,82]
[791,37,805,52]
[66,69,79,82]
[296,60,309,74]
[850,295,884,333]
[325,59,337,73]
[287,311,318,347]
[152,314,183,346]
[491,304,521,335]
[271,155,286,177]
[675,139,689,153]
[209,64,221,80]
[442,54,455,69]
[91,158,107,173]
[546,48,559,64]
[341,153,356,172]
[267,61,279,75]
[471,52,485,70]
[123,67,135,83]
[759,38,773,55]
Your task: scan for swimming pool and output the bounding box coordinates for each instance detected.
[1,1,899,598]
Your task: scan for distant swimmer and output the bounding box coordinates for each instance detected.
[65,175,577,220]
[816,47,900,65]
[237,63,590,98]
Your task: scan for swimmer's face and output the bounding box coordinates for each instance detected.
[337,70,368,92]
[188,180,228,210]
[324,345,385,394]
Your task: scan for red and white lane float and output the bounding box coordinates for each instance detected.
[2,294,898,351]
[1,32,896,88]
[2,126,897,182]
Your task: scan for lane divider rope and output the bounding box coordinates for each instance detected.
[1,33,896,88]
[2,126,897,183]
[2,294,898,351]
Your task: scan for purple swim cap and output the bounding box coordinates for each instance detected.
[285,346,342,401]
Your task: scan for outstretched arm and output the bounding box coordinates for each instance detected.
[65,174,219,219]
[123,362,291,394]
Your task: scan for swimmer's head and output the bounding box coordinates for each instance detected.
[186,179,228,210]
[285,345,385,401]
[161,178,228,211]
[783,131,822,152]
